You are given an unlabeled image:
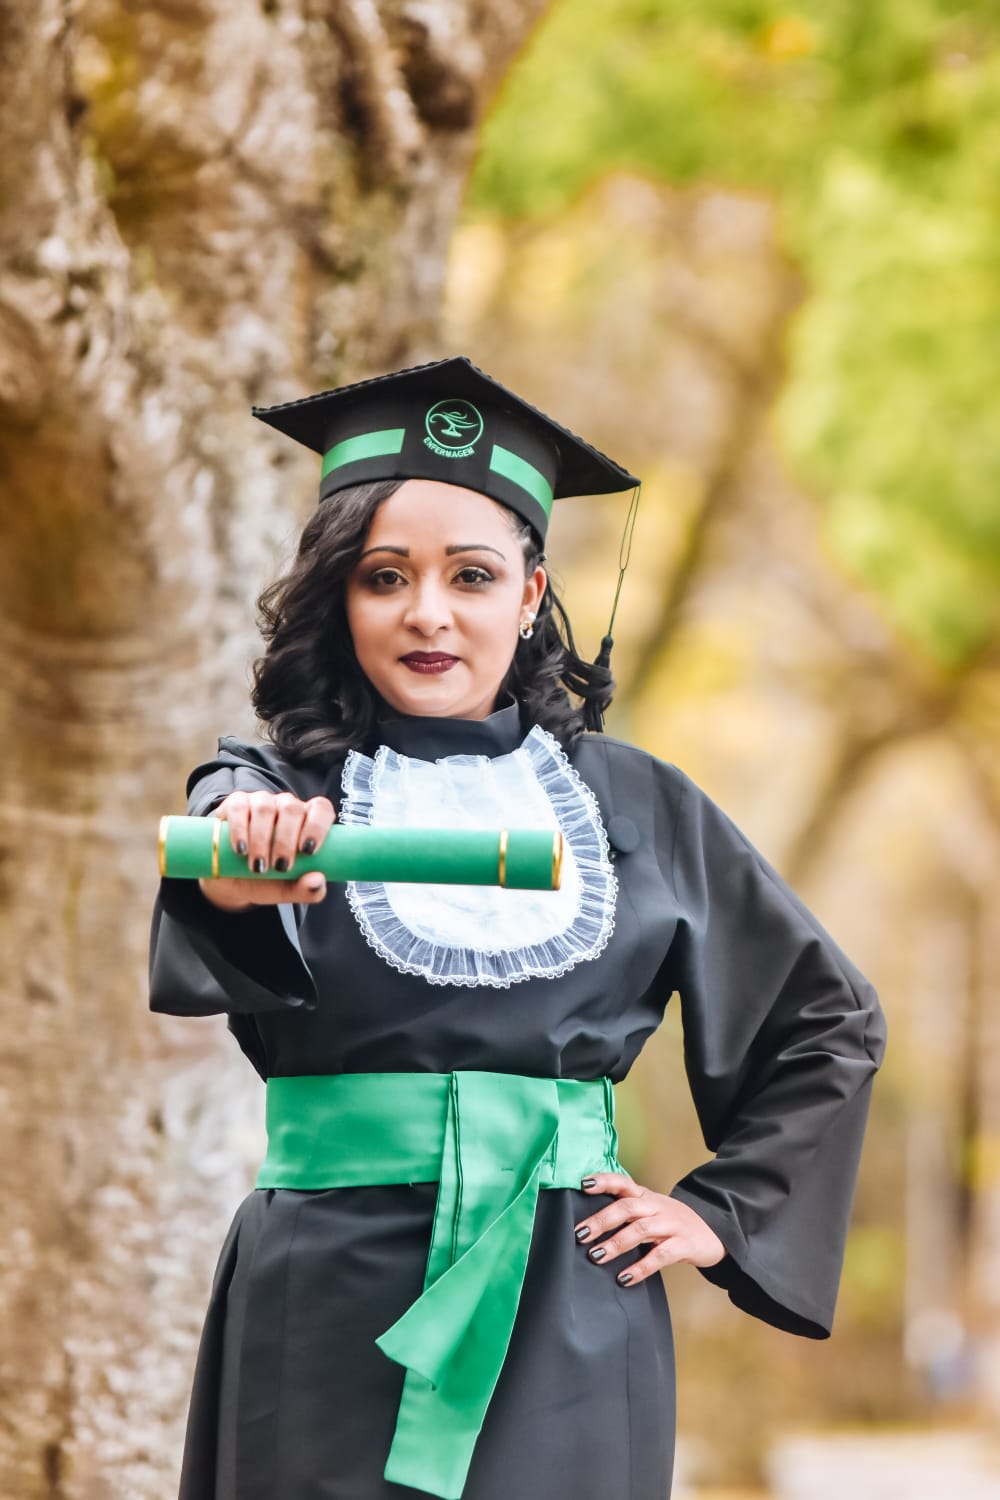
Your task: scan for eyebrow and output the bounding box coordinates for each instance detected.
[358,543,508,561]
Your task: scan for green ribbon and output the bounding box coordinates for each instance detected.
[321,427,406,477]
[257,1071,621,1499]
[488,443,555,517]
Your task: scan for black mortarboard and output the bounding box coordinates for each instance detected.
[251,355,639,542]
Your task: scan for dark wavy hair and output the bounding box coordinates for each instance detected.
[251,479,613,761]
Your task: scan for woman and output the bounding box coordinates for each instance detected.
[150,356,886,1500]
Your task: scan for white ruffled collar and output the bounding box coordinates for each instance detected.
[339,724,617,988]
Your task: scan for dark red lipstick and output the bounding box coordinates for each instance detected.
[400,652,459,675]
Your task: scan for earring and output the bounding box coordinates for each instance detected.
[519,611,536,640]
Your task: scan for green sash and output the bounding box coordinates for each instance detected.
[256,1070,622,1499]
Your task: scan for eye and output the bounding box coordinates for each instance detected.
[454,566,494,586]
[366,567,407,589]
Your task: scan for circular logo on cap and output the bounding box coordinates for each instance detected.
[424,399,484,460]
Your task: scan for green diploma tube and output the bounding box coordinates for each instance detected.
[159,817,564,891]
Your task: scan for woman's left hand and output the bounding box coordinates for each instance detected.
[574,1173,726,1285]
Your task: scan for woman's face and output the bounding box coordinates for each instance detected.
[344,479,547,720]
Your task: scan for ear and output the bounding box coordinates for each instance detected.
[522,564,547,615]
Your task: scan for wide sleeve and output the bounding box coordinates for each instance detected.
[660,765,886,1339]
[148,736,317,1017]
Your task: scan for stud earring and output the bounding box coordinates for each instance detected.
[519,611,537,640]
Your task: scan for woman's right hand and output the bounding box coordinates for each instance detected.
[198,790,336,912]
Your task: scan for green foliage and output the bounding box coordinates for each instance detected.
[469,1,1000,666]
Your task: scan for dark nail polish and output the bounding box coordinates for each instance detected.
[574,1226,591,1242]
[302,837,316,855]
[236,839,248,857]
[581,1177,596,1189]
[253,857,266,874]
[275,857,289,872]
[588,1246,606,1262]
[617,1271,633,1286]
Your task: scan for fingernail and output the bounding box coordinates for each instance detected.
[588,1246,606,1262]
[274,857,289,872]
[581,1177,596,1189]
[306,876,325,894]
[301,837,316,855]
[252,857,267,873]
[617,1271,633,1286]
[574,1226,591,1242]
[236,839,248,856]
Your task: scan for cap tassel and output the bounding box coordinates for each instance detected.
[584,484,640,734]
[582,633,614,733]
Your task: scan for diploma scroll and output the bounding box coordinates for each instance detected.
[159,817,564,891]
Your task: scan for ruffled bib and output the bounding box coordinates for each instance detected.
[339,725,617,988]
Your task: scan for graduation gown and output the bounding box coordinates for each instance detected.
[149,700,885,1500]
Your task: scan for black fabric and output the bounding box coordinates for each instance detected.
[149,707,885,1498]
[373,695,523,760]
[179,1186,672,1500]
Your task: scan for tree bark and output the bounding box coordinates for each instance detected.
[0,1,546,1493]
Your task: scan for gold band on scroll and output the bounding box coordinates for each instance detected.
[211,817,223,879]
[552,831,564,891]
[498,830,509,888]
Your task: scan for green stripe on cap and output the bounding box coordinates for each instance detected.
[322,427,406,478]
[489,444,554,518]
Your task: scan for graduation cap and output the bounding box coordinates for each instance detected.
[251,355,639,544]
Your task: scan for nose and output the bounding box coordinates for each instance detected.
[403,576,453,637]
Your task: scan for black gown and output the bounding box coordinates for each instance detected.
[149,700,886,1500]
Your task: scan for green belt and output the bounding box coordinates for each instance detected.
[256,1071,622,1500]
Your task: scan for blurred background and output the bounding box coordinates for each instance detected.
[0,1,997,1496]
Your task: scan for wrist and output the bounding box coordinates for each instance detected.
[198,878,255,914]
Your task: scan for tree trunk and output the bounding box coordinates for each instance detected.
[0,2,546,1493]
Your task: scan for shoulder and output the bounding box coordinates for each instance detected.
[570,729,690,799]
[185,734,331,806]
[563,731,701,860]
[215,734,294,777]
[568,732,764,859]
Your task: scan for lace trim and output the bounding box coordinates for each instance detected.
[339,726,617,988]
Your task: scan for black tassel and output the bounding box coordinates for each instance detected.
[582,634,614,733]
[583,482,640,734]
